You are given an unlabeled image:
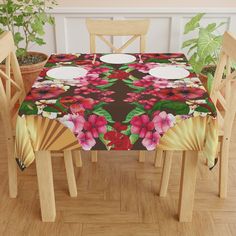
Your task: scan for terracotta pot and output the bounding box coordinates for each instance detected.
[19,52,48,93]
[199,72,208,92]
[1,52,48,93]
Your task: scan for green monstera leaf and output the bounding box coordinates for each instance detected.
[152,100,190,115]
[20,101,38,115]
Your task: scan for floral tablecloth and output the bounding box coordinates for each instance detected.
[16,53,218,170]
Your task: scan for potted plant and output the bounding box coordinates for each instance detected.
[182,13,225,92]
[0,0,57,92]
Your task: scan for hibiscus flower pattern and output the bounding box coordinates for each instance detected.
[19,53,216,151]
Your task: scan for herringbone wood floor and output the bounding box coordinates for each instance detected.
[0,118,236,236]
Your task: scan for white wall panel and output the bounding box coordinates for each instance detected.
[32,8,236,56]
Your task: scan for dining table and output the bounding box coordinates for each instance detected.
[15,52,218,222]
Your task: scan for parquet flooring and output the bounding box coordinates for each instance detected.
[0,118,236,236]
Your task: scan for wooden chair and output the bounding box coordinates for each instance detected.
[86,19,149,53]
[0,31,78,221]
[86,19,150,163]
[158,31,236,199]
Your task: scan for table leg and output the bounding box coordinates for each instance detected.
[64,150,78,197]
[91,151,98,162]
[7,136,17,198]
[159,151,173,197]
[35,151,56,222]
[72,150,82,167]
[178,151,198,222]
[154,149,164,167]
[139,151,146,162]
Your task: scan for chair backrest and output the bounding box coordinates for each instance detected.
[0,31,26,131]
[210,31,236,138]
[86,19,150,53]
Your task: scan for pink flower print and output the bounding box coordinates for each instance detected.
[73,77,89,87]
[124,92,141,102]
[139,98,157,110]
[59,114,85,134]
[88,67,110,75]
[84,114,107,138]
[74,86,100,95]
[142,131,161,150]
[100,97,114,103]
[152,111,175,135]
[133,78,153,88]
[129,63,150,73]
[77,132,96,150]
[86,75,108,86]
[130,115,154,138]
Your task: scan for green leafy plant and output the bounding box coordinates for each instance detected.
[182,13,225,90]
[0,0,57,61]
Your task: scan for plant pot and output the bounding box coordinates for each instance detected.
[19,52,48,93]
[199,72,208,92]
[199,65,216,93]
[0,51,48,94]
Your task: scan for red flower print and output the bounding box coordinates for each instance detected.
[175,87,206,100]
[39,68,50,77]
[113,122,127,132]
[60,96,78,104]
[104,131,132,150]
[26,86,65,100]
[157,88,186,101]
[142,131,161,150]
[130,115,154,138]
[76,96,95,109]
[84,114,107,138]
[77,132,96,150]
[108,70,130,80]
[157,87,206,101]
[69,104,85,115]
[48,54,77,63]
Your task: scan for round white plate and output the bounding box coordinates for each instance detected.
[46,66,87,80]
[100,54,136,64]
[149,66,190,80]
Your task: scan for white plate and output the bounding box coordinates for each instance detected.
[149,66,190,80]
[100,54,136,64]
[46,66,87,80]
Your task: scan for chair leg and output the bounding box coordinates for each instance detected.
[178,151,198,222]
[219,137,230,198]
[159,151,173,197]
[7,137,17,198]
[154,149,164,167]
[35,151,56,222]
[64,150,78,197]
[139,151,146,162]
[91,151,98,162]
[72,150,82,167]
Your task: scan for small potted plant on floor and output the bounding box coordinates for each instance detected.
[182,13,225,92]
[0,0,57,92]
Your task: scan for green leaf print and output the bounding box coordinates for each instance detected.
[129,134,139,144]
[123,107,146,123]
[93,108,114,123]
[152,100,190,115]
[20,101,38,115]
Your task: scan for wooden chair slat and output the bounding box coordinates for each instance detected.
[86,19,149,53]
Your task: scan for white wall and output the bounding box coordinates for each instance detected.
[30,7,236,57]
[57,0,236,8]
